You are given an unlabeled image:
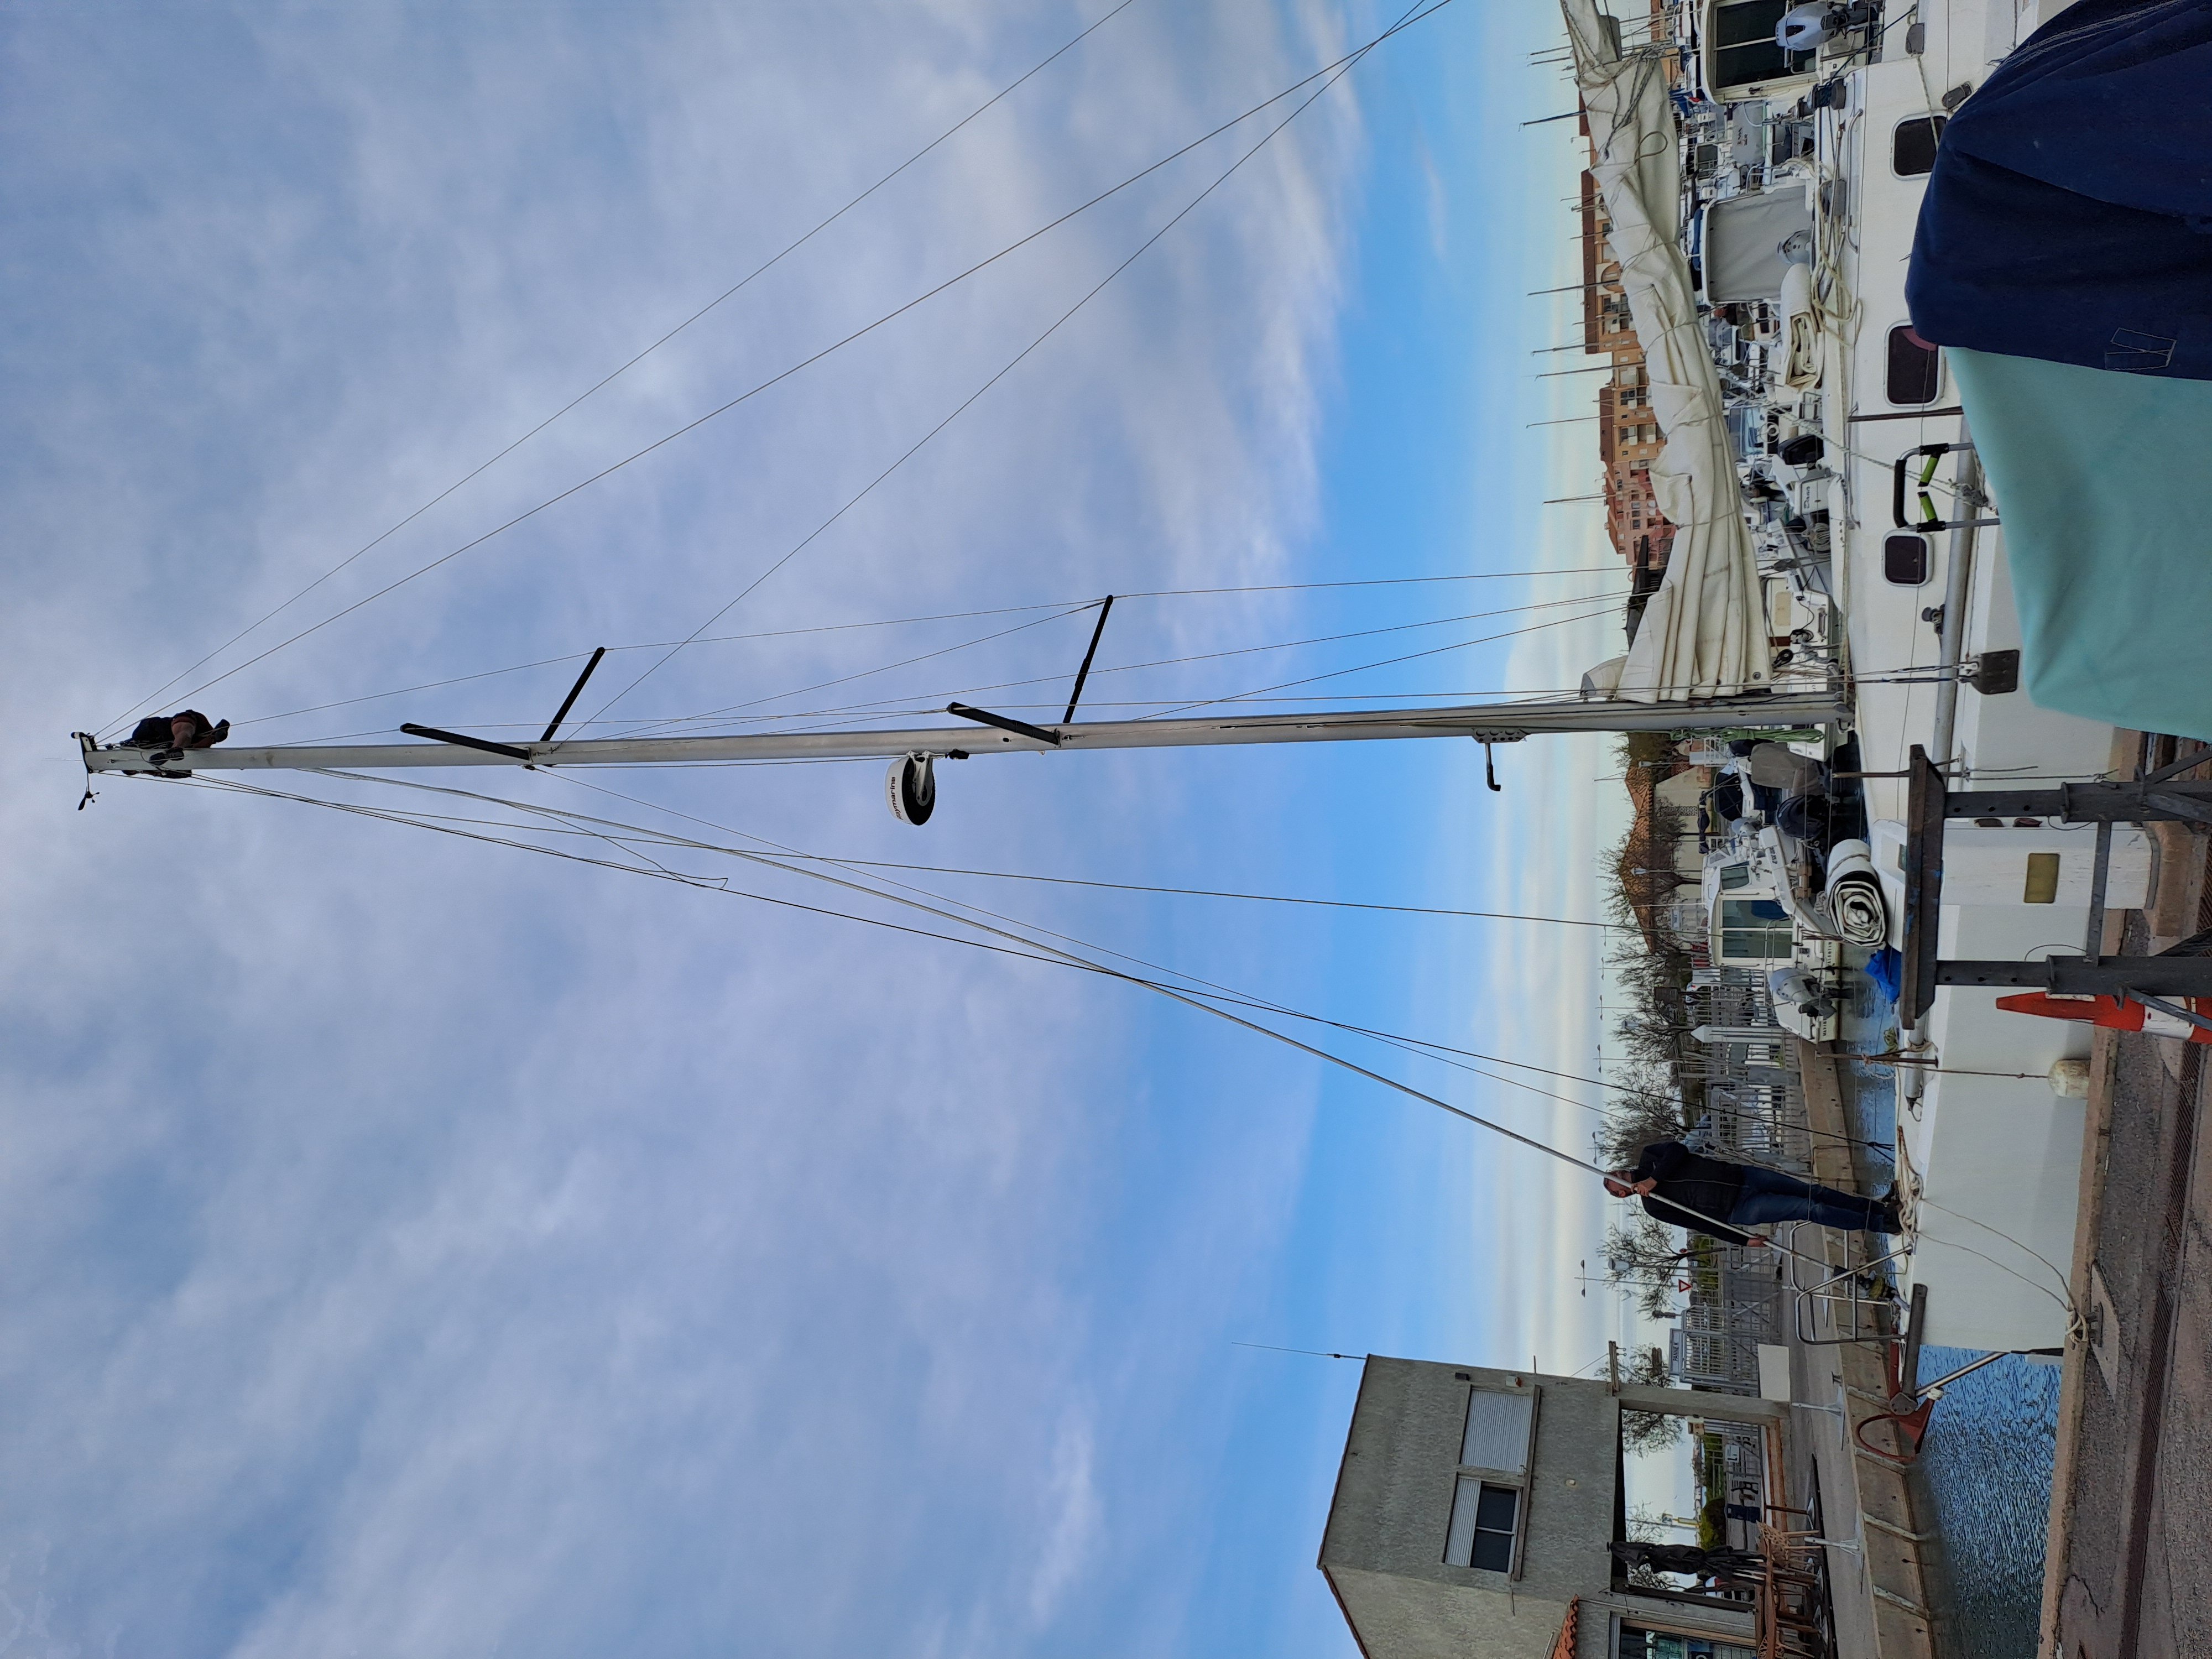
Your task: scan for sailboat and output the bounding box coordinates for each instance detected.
[70,3,1842,1218]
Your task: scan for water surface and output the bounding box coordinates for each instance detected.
[1838,964,2057,1659]
[1912,1345,2060,1659]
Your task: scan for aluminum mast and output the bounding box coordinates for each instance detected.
[80,690,1843,775]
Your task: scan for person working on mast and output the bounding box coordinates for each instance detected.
[128,709,229,765]
[1603,1140,1900,1247]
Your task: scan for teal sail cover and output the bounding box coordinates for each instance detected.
[1949,348,2212,742]
[1908,0,2212,738]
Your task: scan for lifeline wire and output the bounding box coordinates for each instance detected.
[111,0,1465,735]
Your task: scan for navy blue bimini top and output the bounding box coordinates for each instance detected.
[1907,0,2212,378]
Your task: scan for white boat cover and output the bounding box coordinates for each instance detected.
[1703,187,1814,304]
[1562,0,1769,702]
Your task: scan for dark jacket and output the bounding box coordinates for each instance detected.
[1631,1141,1751,1245]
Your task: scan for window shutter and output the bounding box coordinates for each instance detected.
[1460,1389,1534,1472]
[1444,1474,1482,1567]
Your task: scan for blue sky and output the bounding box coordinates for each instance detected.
[0,3,1632,1654]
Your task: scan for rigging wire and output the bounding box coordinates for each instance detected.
[1231,1341,1362,1361]
[521,775,1895,1156]
[1114,568,1618,597]
[105,0,1465,737]
[1128,595,1632,719]
[177,765,1838,1267]
[100,0,1144,741]
[227,685,1637,751]
[695,853,1619,930]
[281,764,1881,1161]
[608,589,1629,740]
[713,596,1635,741]
[605,601,1104,740]
[227,604,1631,749]
[221,569,1623,734]
[573,3,1444,738]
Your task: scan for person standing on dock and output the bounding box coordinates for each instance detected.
[1603,1140,1900,1246]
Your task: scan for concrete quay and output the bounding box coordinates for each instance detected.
[2040,1021,2212,1659]
[2037,762,2212,1659]
[1780,1040,1942,1659]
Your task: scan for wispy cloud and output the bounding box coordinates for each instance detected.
[1029,1408,1104,1622]
[2,3,1383,1654]
[1469,38,1632,1383]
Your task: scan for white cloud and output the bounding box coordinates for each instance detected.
[1027,1409,1103,1623]
[1,3,1375,1654]
[1464,50,1634,1385]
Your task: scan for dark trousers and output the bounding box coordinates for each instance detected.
[1726,1165,1893,1233]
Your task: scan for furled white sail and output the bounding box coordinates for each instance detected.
[1562,0,1768,702]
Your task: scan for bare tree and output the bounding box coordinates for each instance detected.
[1594,1071,1691,1171]
[1626,1343,1673,1387]
[1626,1503,1682,1542]
[1605,796,1696,935]
[1604,1218,1691,1321]
[1598,739,1707,1117]
[1620,1347,1684,1455]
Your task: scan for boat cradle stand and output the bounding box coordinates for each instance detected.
[1899,744,2212,1025]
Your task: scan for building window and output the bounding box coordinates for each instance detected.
[1616,1621,1756,1659]
[1444,1389,1533,1572]
[1444,1478,1520,1572]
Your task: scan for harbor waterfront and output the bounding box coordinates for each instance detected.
[1301,2,2211,1656]
[22,0,2212,1651]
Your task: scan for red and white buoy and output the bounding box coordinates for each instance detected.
[1995,991,2212,1044]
